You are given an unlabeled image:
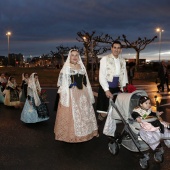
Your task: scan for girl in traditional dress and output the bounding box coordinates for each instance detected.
[132,96,170,163]
[0,83,4,103]
[0,73,7,92]
[54,49,98,143]
[20,73,29,103]
[20,73,49,123]
[3,76,20,107]
[0,73,7,103]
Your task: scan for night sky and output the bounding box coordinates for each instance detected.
[0,0,170,60]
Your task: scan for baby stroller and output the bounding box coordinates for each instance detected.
[103,90,161,169]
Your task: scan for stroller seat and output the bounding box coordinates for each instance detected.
[104,90,157,135]
[103,90,157,152]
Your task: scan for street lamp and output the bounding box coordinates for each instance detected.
[82,35,96,81]
[6,31,11,65]
[91,40,95,82]
[156,28,164,62]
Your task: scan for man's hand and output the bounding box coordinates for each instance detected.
[105,90,113,99]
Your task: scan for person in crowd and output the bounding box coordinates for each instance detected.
[96,41,128,122]
[0,73,7,92]
[3,76,20,108]
[128,63,135,85]
[157,60,170,92]
[54,49,98,143]
[20,73,29,103]
[0,82,4,103]
[20,73,49,123]
[132,96,170,162]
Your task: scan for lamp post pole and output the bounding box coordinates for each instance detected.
[6,32,11,65]
[156,28,164,62]
[82,36,89,69]
[91,40,94,82]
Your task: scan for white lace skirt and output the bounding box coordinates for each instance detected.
[54,86,98,143]
[20,99,49,123]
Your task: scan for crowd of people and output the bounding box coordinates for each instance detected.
[0,41,170,162]
[157,60,170,92]
[0,72,50,123]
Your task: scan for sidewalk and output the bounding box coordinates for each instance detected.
[131,79,155,85]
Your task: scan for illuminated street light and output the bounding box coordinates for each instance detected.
[6,31,11,65]
[82,35,89,69]
[82,36,87,42]
[156,28,164,62]
[82,35,95,81]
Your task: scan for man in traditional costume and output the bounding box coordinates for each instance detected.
[96,41,128,121]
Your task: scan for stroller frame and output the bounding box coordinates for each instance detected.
[108,96,151,169]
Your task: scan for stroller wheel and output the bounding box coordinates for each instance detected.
[139,153,150,169]
[154,152,164,163]
[154,147,164,163]
[108,141,119,155]
[139,159,149,169]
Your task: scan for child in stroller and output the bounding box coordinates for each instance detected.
[132,96,170,163]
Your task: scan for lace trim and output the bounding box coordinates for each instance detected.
[70,68,86,75]
[71,89,97,137]
[133,107,152,119]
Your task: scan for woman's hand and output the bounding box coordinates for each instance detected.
[37,90,41,96]
[29,101,32,105]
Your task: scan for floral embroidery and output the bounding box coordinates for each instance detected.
[133,107,152,119]
[71,89,97,137]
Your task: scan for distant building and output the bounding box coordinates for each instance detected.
[0,56,8,66]
[30,56,52,67]
[125,58,146,65]
[26,57,32,63]
[9,53,24,66]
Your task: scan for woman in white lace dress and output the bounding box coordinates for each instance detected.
[54,49,98,143]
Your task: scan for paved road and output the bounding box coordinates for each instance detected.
[0,83,170,170]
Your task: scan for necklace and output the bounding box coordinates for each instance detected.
[70,63,78,69]
[70,62,77,65]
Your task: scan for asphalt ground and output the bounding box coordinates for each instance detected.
[0,81,170,170]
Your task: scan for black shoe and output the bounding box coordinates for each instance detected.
[159,124,164,133]
[157,85,161,92]
[167,125,170,130]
